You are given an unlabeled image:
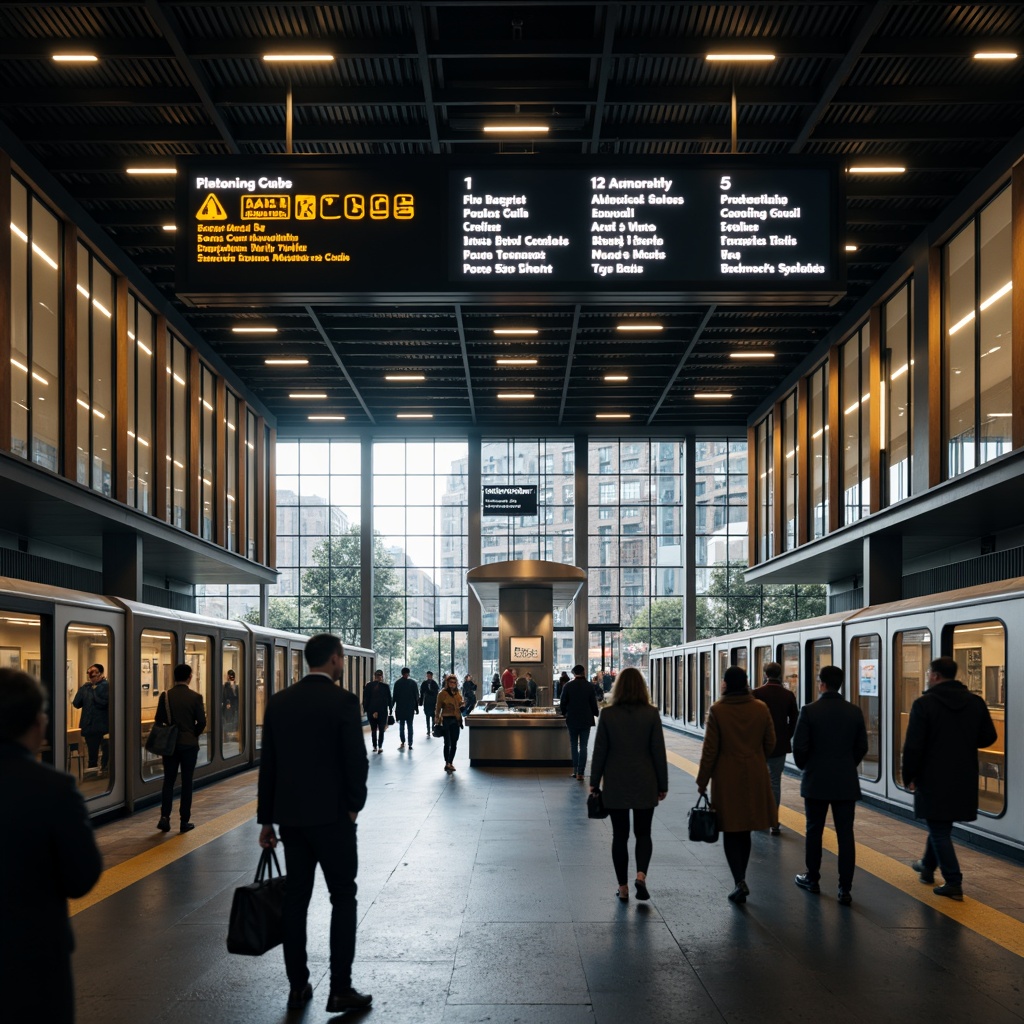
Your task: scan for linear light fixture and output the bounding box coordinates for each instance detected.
[52,53,98,62]
[385,374,426,381]
[396,413,433,419]
[497,392,535,399]
[496,358,537,366]
[974,51,1018,60]
[308,415,347,421]
[232,326,278,334]
[483,124,549,133]
[616,323,663,332]
[694,393,733,399]
[162,224,177,232]
[493,328,539,336]
[289,392,327,399]
[596,413,631,419]
[706,52,776,62]
[126,166,177,175]
[729,352,774,360]
[848,165,906,174]
[265,358,309,366]
[844,244,858,252]
[263,53,334,62]
[604,374,630,381]
[947,281,1012,335]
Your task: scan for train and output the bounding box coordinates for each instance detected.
[649,577,1020,857]
[0,576,375,819]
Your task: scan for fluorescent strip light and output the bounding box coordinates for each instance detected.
[706,53,775,62]
[162,224,177,232]
[729,352,774,360]
[482,124,550,133]
[948,281,1012,335]
[308,415,347,421]
[604,375,630,381]
[493,328,539,336]
[32,371,48,386]
[596,413,631,419]
[10,358,28,373]
[385,374,426,381]
[265,358,309,366]
[496,358,537,366]
[263,53,334,62]
[201,399,214,411]
[987,412,1012,417]
[92,299,111,319]
[890,362,909,381]
[848,166,906,174]
[844,244,858,252]
[616,323,663,332]
[126,166,177,175]
[396,413,433,419]
[289,392,327,399]
[136,340,152,356]
[497,392,535,399]
[974,51,1018,60]
[694,393,732,399]
[52,53,98,62]
[232,326,278,334]
[77,398,106,419]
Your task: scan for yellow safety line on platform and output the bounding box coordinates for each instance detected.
[69,800,257,917]
[666,749,1024,959]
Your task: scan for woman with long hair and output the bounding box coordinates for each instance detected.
[435,673,464,773]
[589,667,668,902]
[695,666,776,904]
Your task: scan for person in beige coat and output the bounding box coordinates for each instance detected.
[696,666,776,904]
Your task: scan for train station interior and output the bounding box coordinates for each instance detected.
[1,2,1024,1021]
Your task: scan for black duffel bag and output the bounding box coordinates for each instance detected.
[227,847,287,955]
[687,793,720,844]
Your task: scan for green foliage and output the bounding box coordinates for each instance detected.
[239,597,300,632]
[623,598,684,654]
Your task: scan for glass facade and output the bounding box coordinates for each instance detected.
[883,282,913,505]
[808,361,829,539]
[126,293,156,514]
[840,323,870,525]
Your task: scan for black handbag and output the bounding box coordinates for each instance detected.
[587,790,609,819]
[432,722,444,737]
[387,713,395,725]
[227,848,287,956]
[687,793,719,843]
[145,723,179,756]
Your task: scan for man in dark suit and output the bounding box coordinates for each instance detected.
[258,634,372,1013]
[792,664,869,905]
[559,663,601,781]
[1,667,102,1023]
[752,660,798,835]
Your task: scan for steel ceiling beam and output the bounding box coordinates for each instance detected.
[647,306,717,427]
[588,3,619,154]
[453,306,477,426]
[305,306,376,425]
[412,2,441,154]
[558,305,583,427]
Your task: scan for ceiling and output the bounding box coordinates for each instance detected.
[3,1,1024,434]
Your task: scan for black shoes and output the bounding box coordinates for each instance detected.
[287,982,313,1009]
[156,816,171,832]
[934,882,964,901]
[179,822,195,833]
[838,888,853,906]
[635,879,650,901]
[770,825,782,836]
[727,880,749,904]
[616,887,629,902]
[326,988,373,1012]
[794,874,820,894]
[911,859,935,884]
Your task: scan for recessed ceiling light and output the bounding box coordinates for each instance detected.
[706,53,776,62]
[844,244,858,252]
[52,53,98,62]
[493,328,539,336]
[694,393,733,399]
[974,51,1018,60]
[289,392,327,399]
[385,374,426,381]
[232,326,278,334]
[596,413,631,419]
[265,358,309,366]
[729,352,774,360]
[847,166,905,174]
[604,375,630,381]
[126,166,177,175]
[497,392,535,399]
[263,53,334,62]
[483,124,550,133]
[162,224,177,232]
[307,415,346,421]
[616,323,663,332]
[396,413,433,419]
[496,358,537,366]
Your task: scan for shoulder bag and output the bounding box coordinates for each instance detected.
[432,721,445,737]
[587,790,609,819]
[687,793,719,843]
[227,847,288,956]
[145,692,179,756]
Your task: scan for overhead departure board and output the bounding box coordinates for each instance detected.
[176,158,844,306]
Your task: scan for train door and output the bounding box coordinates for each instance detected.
[889,622,932,802]
[753,644,772,686]
[699,649,712,724]
[254,641,270,752]
[775,636,801,704]
[686,652,697,725]
[847,628,883,793]
[674,655,683,719]
[806,636,834,706]
[220,634,247,763]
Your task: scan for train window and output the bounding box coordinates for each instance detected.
[674,656,683,719]
[140,629,176,781]
[732,647,748,674]
[700,651,711,723]
[717,649,730,688]
[808,639,833,705]
[275,646,286,696]
[777,642,799,696]
[949,621,1006,816]
[66,623,113,798]
[221,639,245,758]
[185,634,212,766]
[291,649,303,685]
[893,629,931,790]
[686,653,696,724]
[255,643,269,751]
[848,634,881,782]
[0,612,44,759]
[753,645,772,686]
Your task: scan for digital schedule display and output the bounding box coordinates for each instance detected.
[175,157,843,306]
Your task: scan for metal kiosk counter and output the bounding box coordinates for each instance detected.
[467,706,571,767]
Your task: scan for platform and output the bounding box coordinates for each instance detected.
[71,727,1024,1023]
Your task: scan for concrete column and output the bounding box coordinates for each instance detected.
[467,436,483,688]
[102,532,143,601]
[500,586,553,707]
[863,534,902,606]
[573,435,589,669]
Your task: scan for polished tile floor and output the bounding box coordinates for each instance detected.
[74,726,1024,1023]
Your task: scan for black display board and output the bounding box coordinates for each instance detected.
[176,157,844,305]
[482,485,538,516]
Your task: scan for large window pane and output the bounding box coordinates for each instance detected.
[66,624,113,799]
[221,638,244,757]
[883,283,913,504]
[140,630,176,781]
[848,634,881,781]
[893,628,931,789]
[185,634,212,766]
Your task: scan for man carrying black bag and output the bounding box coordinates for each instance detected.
[257,633,372,1013]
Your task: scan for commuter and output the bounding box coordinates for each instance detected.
[501,665,516,695]
[0,667,102,1024]
[420,671,440,737]
[752,660,798,835]
[695,666,776,904]
[901,655,998,900]
[557,671,571,698]
[513,675,529,701]
[435,673,464,772]
[258,633,371,1013]
[155,663,207,834]
[589,667,668,902]
[72,663,109,775]
[362,668,392,753]
[462,673,478,714]
[490,672,502,693]
[591,673,606,704]
[392,667,419,750]
[222,668,239,737]
[525,671,538,704]
[791,665,869,906]
[559,664,600,780]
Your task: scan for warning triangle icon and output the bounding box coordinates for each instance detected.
[196,193,228,220]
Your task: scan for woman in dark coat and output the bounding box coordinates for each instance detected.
[589,667,668,902]
[696,666,776,904]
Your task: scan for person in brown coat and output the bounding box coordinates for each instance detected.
[696,666,776,904]
[752,661,798,835]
